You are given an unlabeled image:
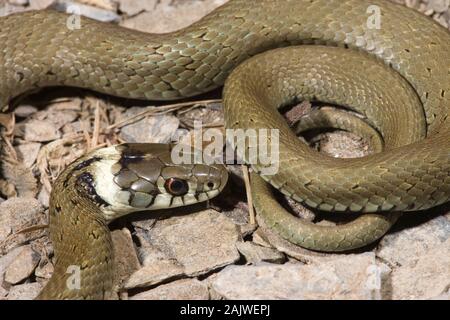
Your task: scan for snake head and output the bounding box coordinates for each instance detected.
[89,143,228,220]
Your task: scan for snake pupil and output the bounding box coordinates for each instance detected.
[165,178,189,196]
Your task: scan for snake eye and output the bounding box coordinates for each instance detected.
[165,178,189,196]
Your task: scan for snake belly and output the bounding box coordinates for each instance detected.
[0,0,449,299]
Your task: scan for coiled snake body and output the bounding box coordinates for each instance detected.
[0,0,449,299]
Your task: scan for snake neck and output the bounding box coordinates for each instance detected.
[37,158,115,300]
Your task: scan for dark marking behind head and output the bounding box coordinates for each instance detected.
[76,172,111,207]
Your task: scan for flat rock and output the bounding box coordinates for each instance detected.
[146,209,240,277]
[0,3,24,16]
[13,105,38,118]
[61,0,117,11]
[123,244,185,290]
[236,241,286,264]
[4,245,40,284]
[222,201,249,226]
[37,187,50,208]
[0,284,8,299]
[317,131,371,159]
[39,109,79,131]
[91,0,118,11]
[252,229,275,248]
[34,260,54,280]
[7,282,42,300]
[119,0,156,16]
[0,246,24,288]
[51,0,120,22]
[119,108,180,143]
[8,0,30,6]
[124,259,185,290]
[202,273,223,300]
[111,228,141,291]
[0,197,45,253]
[239,223,257,238]
[390,239,450,300]
[377,214,450,266]
[29,0,54,10]
[430,292,450,300]
[130,278,209,300]
[21,119,61,142]
[212,253,390,300]
[120,0,227,33]
[1,160,38,199]
[427,0,450,13]
[15,142,42,168]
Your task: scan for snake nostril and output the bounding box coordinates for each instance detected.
[207,181,215,189]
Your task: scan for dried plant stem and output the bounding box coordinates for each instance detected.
[241,165,256,225]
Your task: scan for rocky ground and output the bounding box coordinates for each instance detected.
[0,0,449,300]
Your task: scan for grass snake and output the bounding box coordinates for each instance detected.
[0,0,449,299]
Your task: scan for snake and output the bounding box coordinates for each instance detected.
[0,0,448,299]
